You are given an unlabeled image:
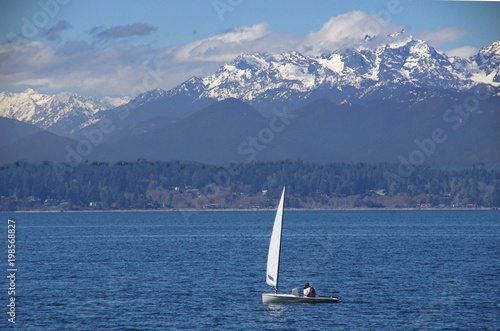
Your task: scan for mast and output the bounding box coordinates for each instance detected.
[275,186,285,293]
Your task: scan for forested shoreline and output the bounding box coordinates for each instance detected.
[0,160,499,211]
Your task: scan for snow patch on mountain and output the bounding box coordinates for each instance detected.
[317,54,344,73]
[0,89,129,136]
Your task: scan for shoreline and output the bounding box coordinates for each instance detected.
[1,207,496,213]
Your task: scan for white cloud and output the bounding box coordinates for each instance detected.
[0,22,299,96]
[0,40,158,96]
[164,11,404,65]
[303,10,404,54]
[443,45,478,58]
[0,11,482,96]
[168,22,296,63]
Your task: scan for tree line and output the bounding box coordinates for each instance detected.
[0,160,499,211]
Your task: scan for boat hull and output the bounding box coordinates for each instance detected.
[262,293,339,304]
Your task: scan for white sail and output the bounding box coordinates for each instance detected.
[266,186,285,290]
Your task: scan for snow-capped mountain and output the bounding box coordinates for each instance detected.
[467,40,500,84]
[0,89,129,136]
[161,32,499,110]
[1,33,499,138]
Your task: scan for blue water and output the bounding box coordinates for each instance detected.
[2,210,499,330]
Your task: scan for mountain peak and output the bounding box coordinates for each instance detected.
[478,40,500,58]
[137,88,167,98]
[484,40,500,50]
[23,88,38,95]
[357,29,415,50]
[384,29,415,49]
[466,40,500,85]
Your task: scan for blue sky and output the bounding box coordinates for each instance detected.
[1,0,499,96]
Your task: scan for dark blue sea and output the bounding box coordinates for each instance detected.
[2,210,499,330]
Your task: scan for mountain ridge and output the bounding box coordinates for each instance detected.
[0,34,499,166]
[0,125,79,164]
[0,117,43,148]
[2,35,498,131]
[0,89,129,137]
[86,90,499,166]
[162,34,500,109]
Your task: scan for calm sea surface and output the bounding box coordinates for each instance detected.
[2,210,499,330]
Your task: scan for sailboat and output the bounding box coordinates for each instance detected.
[262,186,339,304]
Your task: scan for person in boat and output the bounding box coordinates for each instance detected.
[303,282,316,297]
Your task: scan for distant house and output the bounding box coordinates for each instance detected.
[89,202,104,209]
